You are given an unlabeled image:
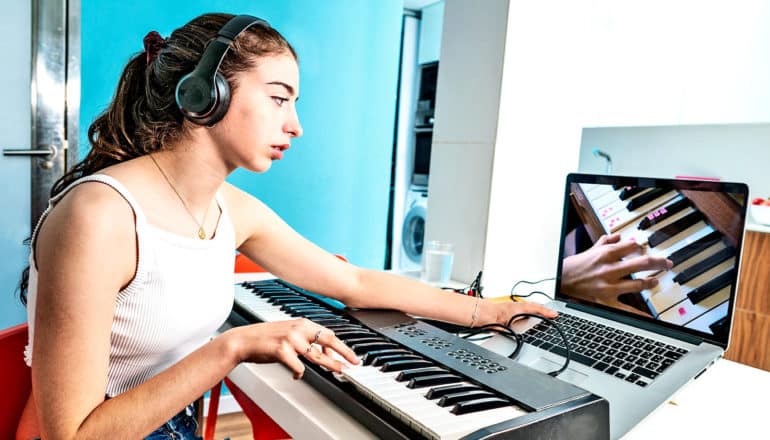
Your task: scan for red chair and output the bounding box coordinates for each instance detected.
[0,323,32,440]
[205,253,347,440]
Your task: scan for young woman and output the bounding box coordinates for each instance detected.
[19,13,556,439]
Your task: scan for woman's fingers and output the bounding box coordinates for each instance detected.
[314,329,360,366]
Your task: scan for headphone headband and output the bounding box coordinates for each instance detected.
[175,14,270,126]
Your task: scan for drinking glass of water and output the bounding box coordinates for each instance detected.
[421,241,455,285]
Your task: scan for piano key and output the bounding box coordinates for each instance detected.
[685,300,729,335]
[626,188,670,211]
[708,315,730,339]
[595,188,657,222]
[333,329,379,339]
[619,186,647,201]
[667,230,723,267]
[673,246,736,284]
[638,197,692,230]
[425,383,483,399]
[451,397,513,415]
[407,373,464,389]
[381,359,435,372]
[397,367,450,381]
[372,354,424,367]
[648,211,704,248]
[657,285,731,326]
[438,391,497,407]
[362,349,415,365]
[687,269,735,304]
[352,341,401,355]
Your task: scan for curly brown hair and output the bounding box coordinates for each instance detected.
[19,13,296,303]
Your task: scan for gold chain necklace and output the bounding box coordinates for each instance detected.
[149,154,210,239]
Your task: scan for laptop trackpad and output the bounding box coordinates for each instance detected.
[527,357,589,386]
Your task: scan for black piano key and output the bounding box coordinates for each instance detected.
[648,211,704,248]
[438,390,497,407]
[407,373,464,389]
[637,197,692,230]
[324,324,364,332]
[450,397,512,415]
[371,354,423,367]
[351,342,400,355]
[626,188,669,211]
[281,304,326,312]
[344,337,388,346]
[709,316,730,339]
[300,313,341,321]
[619,186,645,201]
[313,318,350,326]
[362,349,414,366]
[267,296,307,304]
[667,231,723,267]
[380,359,434,372]
[396,367,449,382]
[425,383,483,400]
[612,183,625,190]
[333,329,379,340]
[687,269,735,304]
[673,246,736,284]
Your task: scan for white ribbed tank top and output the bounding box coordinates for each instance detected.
[24,174,236,397]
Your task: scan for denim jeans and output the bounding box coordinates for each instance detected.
[145,404,201,440]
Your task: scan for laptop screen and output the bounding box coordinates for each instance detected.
[554,173,749,348]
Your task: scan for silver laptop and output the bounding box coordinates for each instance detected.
[483,173,749,439]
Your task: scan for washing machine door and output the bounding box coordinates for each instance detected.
[402,198,427,265]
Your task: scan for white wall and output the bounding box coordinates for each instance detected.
[425,0,509,283]
[430,0,770,296]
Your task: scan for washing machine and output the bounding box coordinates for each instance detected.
[398,188,428,272]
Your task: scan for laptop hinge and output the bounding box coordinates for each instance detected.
[566,303,704,345]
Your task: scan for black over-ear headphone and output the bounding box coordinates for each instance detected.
[175,15,269,126]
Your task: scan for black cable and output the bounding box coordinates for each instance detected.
[511,290,553,301]
[509,277,555,301]
[506,313,571,377]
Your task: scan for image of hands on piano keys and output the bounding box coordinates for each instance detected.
[573,183,740,336]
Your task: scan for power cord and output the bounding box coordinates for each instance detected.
[506,313,571,377]
[509,277,555,302]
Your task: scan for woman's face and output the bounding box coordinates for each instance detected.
[213,52,302,173]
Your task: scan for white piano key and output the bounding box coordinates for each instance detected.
[579,183,613,200]
[658,285,731,326]
[647,259,735,316]
[686,300,729,334]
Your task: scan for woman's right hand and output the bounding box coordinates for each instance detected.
[226,318,360,379]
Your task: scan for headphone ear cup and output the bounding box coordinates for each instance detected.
[200,72,231,126]
[175,72,230,126]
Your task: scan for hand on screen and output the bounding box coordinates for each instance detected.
[561,233,673,299]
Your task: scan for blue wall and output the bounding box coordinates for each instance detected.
[81,1,402,268]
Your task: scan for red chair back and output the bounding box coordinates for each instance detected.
[0,323,31,439]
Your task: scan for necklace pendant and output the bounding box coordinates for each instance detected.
[198,227,206,240]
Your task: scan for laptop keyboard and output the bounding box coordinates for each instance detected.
[522,312,689,387]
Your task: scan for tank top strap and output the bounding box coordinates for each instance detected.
[31,174,148,246]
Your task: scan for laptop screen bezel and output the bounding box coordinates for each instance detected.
[554,173,749,349]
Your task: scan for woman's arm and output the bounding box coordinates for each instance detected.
[225,184,556,329]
